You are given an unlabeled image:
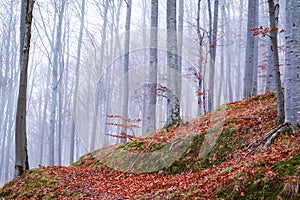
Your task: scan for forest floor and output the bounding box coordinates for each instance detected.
[0,92,299,199]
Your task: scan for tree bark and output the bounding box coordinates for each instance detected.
[49,0,66,166]
[121,0,132,142]
[284,0,300,130]
[70,0,85,163]
[243,0,258,99]
[15,0,34,177]
[268,0,284,121]
[165,0,181,128]
[142,0,158,134]
[207,0,219,111]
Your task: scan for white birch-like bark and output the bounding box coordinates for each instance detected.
[284,0,300,129]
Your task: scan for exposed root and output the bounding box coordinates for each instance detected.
[243,123,290,159]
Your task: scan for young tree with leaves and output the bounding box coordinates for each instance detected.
[15,0,34,177]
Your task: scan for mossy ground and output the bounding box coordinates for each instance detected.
[1,92,299,199]
[217,154,300,199]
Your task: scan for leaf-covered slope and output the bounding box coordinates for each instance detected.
[1,92,299,199]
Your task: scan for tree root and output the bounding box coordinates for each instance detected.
[243,123,291,159]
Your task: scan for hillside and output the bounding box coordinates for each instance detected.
[1,92,299,199]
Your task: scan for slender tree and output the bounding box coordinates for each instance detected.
[15,0,34,177]
[49,0,66,166]
[70,0,85,164]
[178,0,184,97]
[196,0,205,115]
[267,0,284,121]
[284,0,300,130]
[207,0,219,111]
[121,0,132,142]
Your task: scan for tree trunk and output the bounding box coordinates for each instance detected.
[49,0,66,166]
[121,0,132,142]
[165,0,181,128]
[284,0,300,130]
[70,0,85,163]
[243,0,258,99]
[15,0,34,177]
[196,0,205,115]
[207,0,219,111]
[143,0,158,134]
[268,0,284,121]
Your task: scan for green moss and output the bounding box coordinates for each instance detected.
[272,154,300,177]
[71,160,84,166]
[225,118,236,126]
[72,192,82,198]
[262,105,277,111]
[118,141,146,151]
[93,160,102,166]
[163,135,205,174]
[0,189,12,197]
[198,127,238,169]
[182,187,195,198]
[216,155,300,199]
[217,104,232,111]
[254,92,275,101]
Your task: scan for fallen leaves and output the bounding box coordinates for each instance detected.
[1,92,299,199]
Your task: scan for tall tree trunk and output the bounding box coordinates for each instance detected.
[143,0,158,134]
[284,0,300,130]
[70,0,85,163]
[49,0,66,166]
[165,0,181,128]
[243,0,258,98]
[207,0,219,111]
[178,0,184,98]
[226,1,233,103]
[121,0,132,142]
[268,0,284,121]
[15,0,34,177]
[235,0,244,101]
[196,0,205,115]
